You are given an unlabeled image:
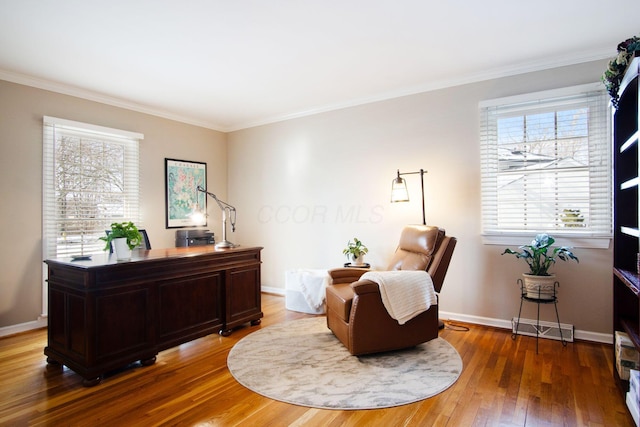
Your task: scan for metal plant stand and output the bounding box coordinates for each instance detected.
[512,278,567,354]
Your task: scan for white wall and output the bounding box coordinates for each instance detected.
[228,59,613,337]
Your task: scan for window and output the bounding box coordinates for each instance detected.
[479,83,611,247]
[42,117,143,259]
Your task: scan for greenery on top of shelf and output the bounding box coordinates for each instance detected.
[602,35,640,108]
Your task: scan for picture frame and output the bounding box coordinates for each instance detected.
[165,158,207,228]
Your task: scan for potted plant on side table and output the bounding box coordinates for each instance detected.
[343,237,369,266]
[502,233,579,300]
[100,221,143,260]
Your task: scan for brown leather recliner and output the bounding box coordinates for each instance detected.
[326,225,456,356]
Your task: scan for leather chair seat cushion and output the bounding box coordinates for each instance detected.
[325,282,354,322]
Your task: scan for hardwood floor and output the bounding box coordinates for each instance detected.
[0,293,634,426]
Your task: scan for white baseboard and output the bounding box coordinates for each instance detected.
[262,286,285,296]
[0,316,47,338]
[440,310,613,344]
[573,329,612,344]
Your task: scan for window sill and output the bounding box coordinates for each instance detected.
[482,233,611,249]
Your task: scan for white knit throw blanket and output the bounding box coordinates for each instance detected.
[361,270,437,325]
[298,270,330,310]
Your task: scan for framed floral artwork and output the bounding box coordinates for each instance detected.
[165,158,207,228]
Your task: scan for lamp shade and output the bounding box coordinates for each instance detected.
[390,168,427,225]
[391,175,409,202]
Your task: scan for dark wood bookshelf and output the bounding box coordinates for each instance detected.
[612,56,640,397]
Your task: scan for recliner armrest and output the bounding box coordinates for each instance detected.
[351,280,379,295]
[328,267,368,285]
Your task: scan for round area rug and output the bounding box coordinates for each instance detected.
[227,317,462,410]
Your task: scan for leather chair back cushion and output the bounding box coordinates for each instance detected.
[386,225,444,271]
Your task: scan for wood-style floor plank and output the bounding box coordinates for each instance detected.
[0,293,634,426]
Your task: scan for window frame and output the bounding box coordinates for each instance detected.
[479,83,612,249]
[42,116,143,314]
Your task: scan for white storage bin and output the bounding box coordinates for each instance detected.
[285,269,329,314]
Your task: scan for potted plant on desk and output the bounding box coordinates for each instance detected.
[100,221,142,260]
[502,233,579,300]
[343,237,369,266]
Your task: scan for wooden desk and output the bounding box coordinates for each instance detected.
[44,246,263,386]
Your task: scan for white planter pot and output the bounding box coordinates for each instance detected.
[522,274,557,300]
[113,237,132,260]
[351,255,364,266]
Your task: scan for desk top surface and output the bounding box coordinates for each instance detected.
[45,245,263,269]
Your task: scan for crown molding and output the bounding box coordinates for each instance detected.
[0,69,228,132]
[1,49,612,133]
[227,50,613,131]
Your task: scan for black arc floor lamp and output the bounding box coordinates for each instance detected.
[196,185,237,249]
[391,168,444,328]
[391,168,427,225]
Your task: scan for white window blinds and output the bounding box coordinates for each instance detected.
[42,116,143,259]
[479,84,612,244]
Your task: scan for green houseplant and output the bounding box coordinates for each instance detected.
[502,233,579,299]
[100,221,142,259]
[502,233,579,276]
[602,35,640,108]
[343,237,368,265]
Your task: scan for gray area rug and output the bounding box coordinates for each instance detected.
[227,317,462,410]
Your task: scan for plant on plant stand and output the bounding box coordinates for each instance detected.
[502,233,579,299]
[100,221,142,260]
[343,237,369,266]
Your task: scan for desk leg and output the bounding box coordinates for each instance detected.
[141,356,157,366]
[82,376,102,387]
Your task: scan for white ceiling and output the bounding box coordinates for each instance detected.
[0,1,638,131]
